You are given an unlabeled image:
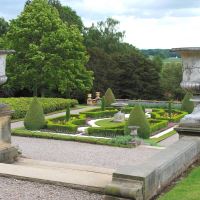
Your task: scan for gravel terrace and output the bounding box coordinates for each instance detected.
[12,136,161,169]
[0,176,103,200]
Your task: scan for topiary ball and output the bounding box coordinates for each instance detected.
[181,92,194,114]
[104,88,116,107]
[24,97,46,130]
[127,104,150,139]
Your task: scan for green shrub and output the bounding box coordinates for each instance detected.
[12,128,132,148]
[0,97,78,119]
[101,96,105,111]
[151,108,187,122]
[87,127,124,138]
[168,101,172,118]
[81,109,118,118]
[66,104,70,121]
[104,88,116,107]
[127,104,150,139]
[181,92,194,114]
[24,97,46,130]
[149,119,168,133]
[47,114,86,133]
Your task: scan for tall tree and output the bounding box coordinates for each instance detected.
[6,0,93,97]
[160,62,184,100]
[84,18,125,53]
[0,17,9,37]
[26,0,83,31]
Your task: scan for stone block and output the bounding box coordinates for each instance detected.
[106,136,200,200]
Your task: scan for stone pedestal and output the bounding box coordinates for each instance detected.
[0,104,12,143]
[0,50,18,163]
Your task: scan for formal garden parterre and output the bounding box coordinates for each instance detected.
[11,88,190,148]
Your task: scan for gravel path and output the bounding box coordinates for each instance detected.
[12,136,161,169]
[0,176,103,200]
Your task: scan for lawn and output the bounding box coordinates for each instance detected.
[159,165,200,200]
[95,118,125,127]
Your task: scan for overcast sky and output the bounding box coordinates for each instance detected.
[1,0,200,49]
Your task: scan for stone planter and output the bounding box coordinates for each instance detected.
[173,48,200,135]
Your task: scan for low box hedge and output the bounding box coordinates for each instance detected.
[0,97,78,119]
[149,119,168,133]
[151,108,187,122]
[87,126,124,138]
[81,108,118,118]
[11,128,132,148]
[46,114,86,133]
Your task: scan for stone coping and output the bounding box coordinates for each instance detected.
[106,136,200,200]
[0,50,15,55]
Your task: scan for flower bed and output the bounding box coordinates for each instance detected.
[0,97,78,119]
[151,108,187,122]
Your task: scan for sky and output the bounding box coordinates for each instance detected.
[1,0,200,49]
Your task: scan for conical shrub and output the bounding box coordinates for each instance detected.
[127,104,150,139]
[181,92,194,114]
[24,97,46,130]
[101,96,105,111]
[104,88,116,107]
[66,104,70,121]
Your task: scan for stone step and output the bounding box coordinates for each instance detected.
[0,158,114,193]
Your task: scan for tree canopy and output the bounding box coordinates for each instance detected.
[5,0,93,97]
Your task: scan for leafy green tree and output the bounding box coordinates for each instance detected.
[181,92,194,114]
[24,97,46,130]
[0,17,9,37]
[111,53,162,99]
[84,18,125,53]
[6,0,93,97]
[160,62,184,100]
[127,104,150,139]
[26,0,83,31]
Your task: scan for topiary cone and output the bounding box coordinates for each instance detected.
[127,104,150,139]
[24,97,46,130]
[104,88,116,107]
[181,92,194,114]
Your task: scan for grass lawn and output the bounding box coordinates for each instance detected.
[159,166,200,200]
[95,118,125,127]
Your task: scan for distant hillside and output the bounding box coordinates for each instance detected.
[141,49,180,59]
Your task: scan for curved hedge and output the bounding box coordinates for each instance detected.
[0,98,78,119]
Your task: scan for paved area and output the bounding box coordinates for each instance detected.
[159,133,179,147]
[11,106,96,129]
[12,136,161,169]
[0,176,103,200]
[0,158,113,193]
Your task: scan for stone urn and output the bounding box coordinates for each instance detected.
[173,48,200,135]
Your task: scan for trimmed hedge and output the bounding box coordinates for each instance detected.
[0,98,78,119]
[151,108,187,122]
[81,108,118,118]
[87,127,124,138]
[11,128,132,148]
[181,92,194,114]
[47,114,86,133]
[104,88,116,107]
[149,119,168,133]
[24,97,46,130]
[127,104,150,139]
